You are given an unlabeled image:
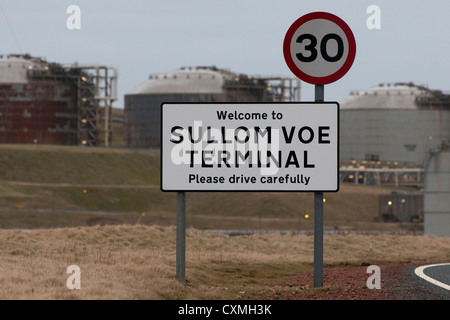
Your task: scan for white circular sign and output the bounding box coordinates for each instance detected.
[283,12,356,85]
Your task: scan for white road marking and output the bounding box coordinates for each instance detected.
[414,263,450,291]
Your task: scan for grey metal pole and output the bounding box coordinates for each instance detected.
[314,84,324,288]
[315,84,324,102]
[176,191,186,283]
[313,191,324,287]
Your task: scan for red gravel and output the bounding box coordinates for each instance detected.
[256,262,445,300]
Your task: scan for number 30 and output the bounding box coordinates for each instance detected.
[296,33,344,63]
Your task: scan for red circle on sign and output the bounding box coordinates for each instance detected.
[283,12,356,85]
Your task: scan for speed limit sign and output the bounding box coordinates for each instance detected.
[283,12,356,85]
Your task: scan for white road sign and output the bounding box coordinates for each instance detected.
[283,12,356,84]
[161,103,339,192]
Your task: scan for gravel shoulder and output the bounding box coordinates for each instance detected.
[256,262,449,300]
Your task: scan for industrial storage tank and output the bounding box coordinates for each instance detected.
[340,83,450,167]
[0,54,81,145]
[124,66,300,148]
[0,54,117,147]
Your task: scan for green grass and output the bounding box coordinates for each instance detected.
[0,144,160,185]
[0,144,423,232]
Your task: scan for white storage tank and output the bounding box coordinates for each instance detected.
[340,83,450,166]
[124,66,300,148]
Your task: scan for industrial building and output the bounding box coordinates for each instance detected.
[340,82,450,166]
[423,144,450,237]
[340,82,450,188]
[0,54,118,146]
[378,191,423,223]
[339,82,450,235]
[124,66,300,148]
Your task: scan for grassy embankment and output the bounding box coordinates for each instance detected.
[1,144,448,299]
[0,144,421,232]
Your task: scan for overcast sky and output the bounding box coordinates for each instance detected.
[1,0,449,107]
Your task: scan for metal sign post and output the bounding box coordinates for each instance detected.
[167,11,355,286]
[176,191,186,283]
[314,84,324,288]
[163,102,339,283]
[314,191,324,287]
[283,12,356,288]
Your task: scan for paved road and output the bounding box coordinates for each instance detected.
[406,263,450,300]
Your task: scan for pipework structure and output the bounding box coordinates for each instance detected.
[71,64,118,147]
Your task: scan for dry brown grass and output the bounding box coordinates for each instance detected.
[0,144,446,300]
[0,225,448,300]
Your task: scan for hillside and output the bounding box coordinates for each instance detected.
[0,144,421,232]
